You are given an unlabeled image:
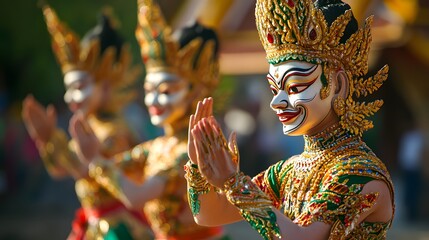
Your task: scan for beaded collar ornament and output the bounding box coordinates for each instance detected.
[255,0,389,136]
[136,0,219,102]
[42,5,140,112]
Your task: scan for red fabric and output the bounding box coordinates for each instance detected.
[67,201,149,240]
[68,208,87,240]
[155,226,223,240]
[84,201,126,218]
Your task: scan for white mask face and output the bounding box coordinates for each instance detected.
[63,70,94,113]
[267,60,335,136]
[144,71,189,127]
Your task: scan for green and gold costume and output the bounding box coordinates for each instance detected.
[252,124,394,239]
[88,0,225,239]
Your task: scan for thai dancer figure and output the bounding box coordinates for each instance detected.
[22,5,151,239]
[185,0,395,239]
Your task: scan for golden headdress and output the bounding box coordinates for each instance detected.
[135,0,219,105]
[255,0,389,136]
[42,5,141,112]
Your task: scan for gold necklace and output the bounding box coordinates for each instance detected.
[282,123,364,218]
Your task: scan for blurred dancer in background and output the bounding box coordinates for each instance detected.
[69,0,228,239]
[21,4,151,239]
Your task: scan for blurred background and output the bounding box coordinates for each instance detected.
[0,0,428,239]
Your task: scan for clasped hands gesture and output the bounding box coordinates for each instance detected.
[22,94,99,163]
[188,97,240,189]
[22,95,103,172]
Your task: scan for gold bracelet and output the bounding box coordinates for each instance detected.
[184,160,211,216]
[38,132,63,172]
[224,172,281,240]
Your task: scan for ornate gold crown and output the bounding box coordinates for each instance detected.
[42,5,141,112]
[255,0,389,136]
[136,0,219,102]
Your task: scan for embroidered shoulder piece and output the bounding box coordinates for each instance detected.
[295,156,394,239]
[252,160,287,209]
[225,172,281,240]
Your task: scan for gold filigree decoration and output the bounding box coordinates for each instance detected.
[184,160,211,216]
[255,0,389,136]
[224,172,281,240]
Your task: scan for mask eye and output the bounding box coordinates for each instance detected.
[158,84,171,95]
[288,85,309,94]
[270,86,278,95]
[287,77,317,95]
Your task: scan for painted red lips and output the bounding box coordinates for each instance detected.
[148,106,165,115]
[276,109,301,123]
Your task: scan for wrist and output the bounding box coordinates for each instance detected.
[38,129,66,157]
[222,171,281,240]
[222,171,243,193]
[184,160,212,216]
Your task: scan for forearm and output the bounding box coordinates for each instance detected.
[121,175,165,209]
[194,188,243,226]
[90,157,164,209]
[184,160,242,225]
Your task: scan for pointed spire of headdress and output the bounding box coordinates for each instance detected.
[42,3,83,73]
[135,0,178,72]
